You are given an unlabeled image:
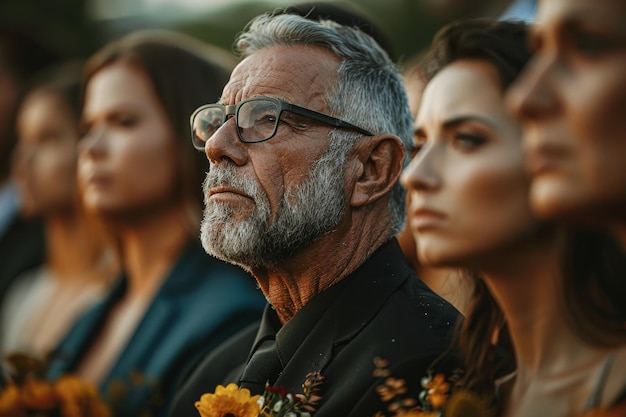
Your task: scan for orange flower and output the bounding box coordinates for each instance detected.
[55,375,99,401]
[0,351,113,417]
[427,391,447,409]
[21,378,58,411]
[56,375,112,417]
[377,377,408,402]
[195,383,261,417]
[579,402,626,417]
[0,382,26,417]
[444,389,494,417]
[424,374,450,395]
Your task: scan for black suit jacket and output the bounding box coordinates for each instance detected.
[169,239,462,417]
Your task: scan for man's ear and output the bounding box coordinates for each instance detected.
[350,134,406,208]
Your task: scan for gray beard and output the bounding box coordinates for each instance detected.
[200,142,346,269]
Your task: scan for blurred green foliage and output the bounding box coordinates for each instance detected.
[0,0,99,60]
[0,0,506,70]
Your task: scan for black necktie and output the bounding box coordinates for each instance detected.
[238,337,283,394]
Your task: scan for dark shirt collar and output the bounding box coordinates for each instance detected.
[249,238,412,369]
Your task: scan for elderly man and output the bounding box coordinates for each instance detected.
[169,12,461,417]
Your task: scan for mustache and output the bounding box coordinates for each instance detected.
[203,165,264,201]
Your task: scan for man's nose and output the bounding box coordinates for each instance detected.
[205,117,248,167]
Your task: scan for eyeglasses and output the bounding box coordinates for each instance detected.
[190,96,373,150]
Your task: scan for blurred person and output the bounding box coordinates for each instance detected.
[45,30,266,417]
[169,12,461,417]
[0,62,118,357]
[402,18,626,417]
[507,0,626,249]
[0,30,57,305]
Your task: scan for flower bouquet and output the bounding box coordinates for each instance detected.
[372,357,494,417]
[0,353,111,417]
[195,371,324,417]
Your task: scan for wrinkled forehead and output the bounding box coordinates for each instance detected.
[221,45,341,109]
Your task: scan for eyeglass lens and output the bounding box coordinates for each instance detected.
[192,99,282,148]
[238,99,280,142]
[192,107,224,148]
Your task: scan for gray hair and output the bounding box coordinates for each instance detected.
[235,12,413,236]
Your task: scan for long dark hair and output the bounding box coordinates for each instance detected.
[419,18,626,400]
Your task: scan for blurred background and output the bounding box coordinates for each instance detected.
[0,0,526,67]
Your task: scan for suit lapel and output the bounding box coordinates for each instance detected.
[274,239,410,392]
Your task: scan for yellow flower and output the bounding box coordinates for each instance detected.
[195,383,261,417]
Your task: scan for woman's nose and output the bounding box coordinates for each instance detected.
[401,143,442,193]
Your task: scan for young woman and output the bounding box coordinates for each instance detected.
[1,62,117,356]
[401,19,626,417]
[45,30,266,417]
[507,0,626,248]
[398,53,472,315]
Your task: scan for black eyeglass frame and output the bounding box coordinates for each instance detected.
[190,96,373,150]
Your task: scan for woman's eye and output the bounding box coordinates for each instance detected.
[407,142,424,159]
[410,128,427,159]
[575,35,609,54]
[453,133,485,150]
[571,28,619,56]
[40,130,63,144]
[118,116,137,128]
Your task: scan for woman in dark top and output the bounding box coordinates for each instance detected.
[45,30,265,417]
